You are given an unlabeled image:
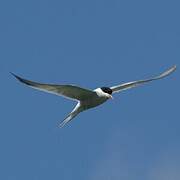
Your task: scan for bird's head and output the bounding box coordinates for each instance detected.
[100,87,113,99]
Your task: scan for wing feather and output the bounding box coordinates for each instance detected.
[11,73,95,101]
[111,65,176,93]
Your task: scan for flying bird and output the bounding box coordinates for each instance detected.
[11,65,176,127]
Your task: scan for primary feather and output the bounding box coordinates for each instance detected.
[110,65,176,93]
[11,73,95,101]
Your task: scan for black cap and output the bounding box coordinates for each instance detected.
[100,87,112,95]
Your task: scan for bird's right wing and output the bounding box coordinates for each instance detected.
[110,65,176,93]
[11,73,95,101]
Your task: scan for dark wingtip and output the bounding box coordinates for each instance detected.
[10,72,18,78]
[10,72,32,86]
[10,72,15,76]
[10,72,23,82]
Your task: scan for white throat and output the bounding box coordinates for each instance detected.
[94,88,111,98]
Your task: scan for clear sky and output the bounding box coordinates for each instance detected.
[0,0,180,179]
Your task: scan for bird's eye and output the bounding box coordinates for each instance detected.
[101,87,112,94]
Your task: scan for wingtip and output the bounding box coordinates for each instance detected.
[10,72,31,85]
[10,72,16,77]
[173,65,177,70]
[169,65,177,73]
[10,72,21,80]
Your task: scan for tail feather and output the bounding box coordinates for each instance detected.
[58,111,80,128]
[58,102,82,128]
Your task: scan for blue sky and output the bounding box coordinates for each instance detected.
[0,0,180,179]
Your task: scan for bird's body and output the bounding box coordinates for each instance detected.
[11,65,176,127]
[79,96,105,111]
[84,88,109,109]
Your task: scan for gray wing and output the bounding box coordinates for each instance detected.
[11,73,95,101]
[111,65,176,93]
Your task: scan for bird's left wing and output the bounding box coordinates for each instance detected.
[11,73,95,101]
[110,65,176,93]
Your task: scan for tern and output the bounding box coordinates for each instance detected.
[11,65,176,127]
